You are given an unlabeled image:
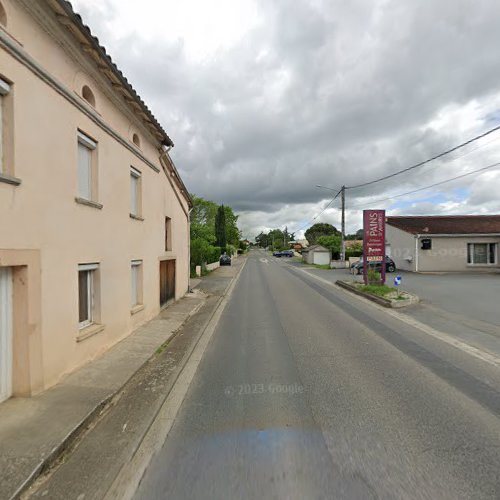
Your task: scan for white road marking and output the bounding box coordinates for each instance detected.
[293,266,500,369]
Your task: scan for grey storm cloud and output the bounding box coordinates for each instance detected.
[74,0,500,237]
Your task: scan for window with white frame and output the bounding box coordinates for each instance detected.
[467,243,497,265]
[77,131,97,200]
[165,217,172,251]
[78,263,98,328]
[0,77,11,174]
[130,167,142,216]
[131,260,143,307]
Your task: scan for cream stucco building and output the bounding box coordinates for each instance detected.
[0,0,192,402]
[386,215,500,273]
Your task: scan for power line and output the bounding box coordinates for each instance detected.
[346,124,500,190]
[291,187,342,234]
[347,161,500,210]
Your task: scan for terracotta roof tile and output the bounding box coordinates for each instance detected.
[386,215,500,235]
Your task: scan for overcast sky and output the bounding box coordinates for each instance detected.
[73,0,500,239]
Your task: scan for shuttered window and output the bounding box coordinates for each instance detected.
[131,260,142,307]
[130,167,141,216]
[78,263,98,328]
[77,132,96,200]
[0,78,11,174]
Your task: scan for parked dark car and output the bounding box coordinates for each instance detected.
[351,256,396,275]
[280,250,294,257]
[219,254,232,266]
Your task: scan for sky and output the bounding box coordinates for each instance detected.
[73,0,500,239]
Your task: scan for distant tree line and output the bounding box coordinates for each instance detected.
[255,222,363,259]
[190,196,242,272]
[254,227,295,251]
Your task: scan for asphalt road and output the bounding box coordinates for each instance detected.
[134,249,500,499]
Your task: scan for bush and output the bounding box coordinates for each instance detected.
[190,238,211,267]
[345,248,363,259]
[367,269,381,285]
[208,246,222,263]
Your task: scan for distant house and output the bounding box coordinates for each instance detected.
[386,215,500,272]
[290,241,304,251]
[301,245,331,265]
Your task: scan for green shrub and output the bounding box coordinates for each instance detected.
[208,246,222,263]
[362,284,394,297]
[367,269,381,284]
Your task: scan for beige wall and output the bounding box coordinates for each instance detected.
[387,224,500,272]
[417,236,500,272]
[0,0,190,393]
[385,225,416,271]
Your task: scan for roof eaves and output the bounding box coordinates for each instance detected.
[53,0,174,147]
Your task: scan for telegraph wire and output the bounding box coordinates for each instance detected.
[347,161,500,210]
[346,124,500,190]
[291,187,342,234]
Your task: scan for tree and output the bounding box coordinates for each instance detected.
[255,232,270,248]
[190,196,218,244]
[305,223,340,245]
[223,205,241,246]
[215,204,227,250]
[190,196,241,268]
[317,234,342,260]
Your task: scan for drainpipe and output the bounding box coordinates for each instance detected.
[188,206,194,293]
[415,234,419,273]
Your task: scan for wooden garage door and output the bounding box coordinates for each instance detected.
[160,259,176,306]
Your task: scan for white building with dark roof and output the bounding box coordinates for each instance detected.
[386,215,500,272]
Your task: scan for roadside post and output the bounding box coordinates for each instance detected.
[363,210,386,285]
[394,275,402,297]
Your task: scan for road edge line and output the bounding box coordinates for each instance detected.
[293,266,500,369]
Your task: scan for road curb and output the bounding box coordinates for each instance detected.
[336,280,419,308]
[13,268,243,500]
[103,257,247,500]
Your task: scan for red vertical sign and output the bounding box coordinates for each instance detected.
[363,210,386,285]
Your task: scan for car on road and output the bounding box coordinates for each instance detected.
[273,250,294,257]
[351,256,396,275]
[219,254,231,266]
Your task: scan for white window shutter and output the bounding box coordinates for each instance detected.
[78,143,92,199]
[130,174,138,214]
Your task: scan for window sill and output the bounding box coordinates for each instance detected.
[0,173,21,186]
[75,197,103,209]
[466,264,497,267]
[130,213,144,221]
[77,323,105,342]
[131,304,145,315]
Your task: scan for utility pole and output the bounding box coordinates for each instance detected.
[341,185,346,263]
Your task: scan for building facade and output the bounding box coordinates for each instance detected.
[386,215,500,273]
[0,0,191,402]
[301,245,331,265]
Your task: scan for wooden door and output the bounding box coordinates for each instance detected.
[160,259,176,306]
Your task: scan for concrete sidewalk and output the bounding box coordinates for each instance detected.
[0,290,207,500]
